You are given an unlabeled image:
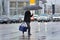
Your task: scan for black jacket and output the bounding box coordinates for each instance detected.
[24,11,33,22]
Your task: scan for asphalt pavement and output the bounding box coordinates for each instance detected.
[0,21,60,40]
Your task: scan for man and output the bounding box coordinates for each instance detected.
[24,10,33,35]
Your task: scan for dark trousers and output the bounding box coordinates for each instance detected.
[26,22,31,34]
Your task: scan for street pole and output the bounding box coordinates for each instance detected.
[52,4,55,15]
[51,0,55,21]
[2,0,8,16]
[2,0,5,15]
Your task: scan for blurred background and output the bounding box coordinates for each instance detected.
[0,0,60,40]
[0,0,60,24]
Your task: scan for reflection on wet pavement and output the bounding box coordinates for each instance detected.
[0,22,60,40]
[0,22,47,40]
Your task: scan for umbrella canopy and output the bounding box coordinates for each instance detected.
[40,0,47,3]
[23,5,42,10]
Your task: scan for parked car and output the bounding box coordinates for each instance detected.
[33,15,38,21]
[53,14,60,21]
[19,15,24,22]
[9,15,19,23]
[2,17,10,23]
[0,16,10,24]
[0,17,3,24]
[37,14,51,22]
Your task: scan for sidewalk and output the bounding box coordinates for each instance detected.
[0,22,46,40]
[1,22,60,40]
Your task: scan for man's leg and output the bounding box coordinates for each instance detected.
[26,22,31,35]
[22,31,24,34]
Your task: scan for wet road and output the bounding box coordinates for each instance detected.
[0,22,60,40]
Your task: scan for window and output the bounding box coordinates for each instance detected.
[18,9,24,15]
[10,9,16,16]
[18,2,24,7]
[26,2,29,6]
[10,1,16,8]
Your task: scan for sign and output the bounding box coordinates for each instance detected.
[30,0,35,5]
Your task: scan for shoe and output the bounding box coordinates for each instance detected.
[28,34,32,35]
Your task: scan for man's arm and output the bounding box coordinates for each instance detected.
[30,14,33,17]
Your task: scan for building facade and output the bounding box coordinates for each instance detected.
[0,0,29,16]
[0,0,47,17]
[0,0,2,16]
[9,0,29,16]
